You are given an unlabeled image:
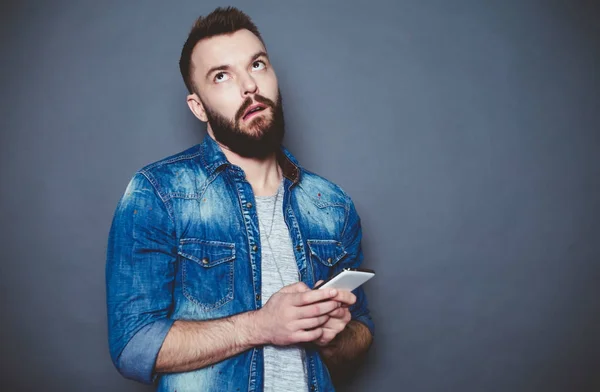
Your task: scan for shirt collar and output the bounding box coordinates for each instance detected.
[199,135,301,184]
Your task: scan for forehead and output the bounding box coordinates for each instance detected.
[192,29,266,74]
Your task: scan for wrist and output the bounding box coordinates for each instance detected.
[238,310,269,347]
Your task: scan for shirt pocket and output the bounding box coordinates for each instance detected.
[306,239,347,267]
[178,239,235,310]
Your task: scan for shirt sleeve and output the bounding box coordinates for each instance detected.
[106,172,177,384]
[340,197,375,337]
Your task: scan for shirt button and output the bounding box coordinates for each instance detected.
[296,245,302,251]
[252,245,258,252]
[246,202,253,208]
[256,294,261,301]
[327,257,332,263]
[311,386,316,391]
[201,257,209,265]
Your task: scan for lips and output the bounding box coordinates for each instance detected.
[242,103,267,120]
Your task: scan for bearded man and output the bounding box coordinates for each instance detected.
[106,7,374,392]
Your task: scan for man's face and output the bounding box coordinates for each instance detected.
[188,29,284,158]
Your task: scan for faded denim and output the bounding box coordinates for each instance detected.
[106,136,374,391]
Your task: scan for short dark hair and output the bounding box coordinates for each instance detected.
[179,6,264,94]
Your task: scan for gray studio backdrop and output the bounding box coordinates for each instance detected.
[1,1,599,391]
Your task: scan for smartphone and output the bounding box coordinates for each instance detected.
[313,268,375,291]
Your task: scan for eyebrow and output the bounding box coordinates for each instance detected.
[205,51,269,80]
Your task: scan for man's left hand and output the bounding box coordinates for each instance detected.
[312,281,356,347]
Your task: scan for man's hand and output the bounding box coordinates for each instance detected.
[309,281,371,385]
[312,280,356,347]
[254,282,342,346]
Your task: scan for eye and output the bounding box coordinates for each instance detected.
[214,72,230,83]
[252,60,266,71]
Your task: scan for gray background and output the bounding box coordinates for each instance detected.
[1,0,599,391]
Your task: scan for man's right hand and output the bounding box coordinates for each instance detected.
[253,282,341,346]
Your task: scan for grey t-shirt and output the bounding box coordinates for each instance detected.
[255,181,308,392]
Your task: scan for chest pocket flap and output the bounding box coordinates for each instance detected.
[177,239,236,310]
[307,239,347,267]
[178,239,235,268]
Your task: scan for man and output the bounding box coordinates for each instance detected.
[106,6,374,392]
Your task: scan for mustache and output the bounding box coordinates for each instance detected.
[235,94,276,121]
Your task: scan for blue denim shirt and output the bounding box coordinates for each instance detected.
[106,136,374,391]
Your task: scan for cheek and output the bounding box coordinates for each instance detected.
[208,88,244,118]
[256,72,279,99]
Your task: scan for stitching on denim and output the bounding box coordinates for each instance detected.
[306,239,348,267]
[178,240,235,266]
[309,351,319,392]
[285,202,312,286]
[164,166,226,201]
[199,142,210,172]
[340,198,354,240]
[182,261,234,310]
[181,244,235,310]
[306,239,342,245]
[296,169,348,209]
[247,348,257,392]
[143,149,202,171]
[199,141,229,176]
[138,171,176,226]
[142,159,225,203]
[282,188,307,282]
[180,238,235,247]
[232,177,261,310]
[179,251,235,267]
[297,183,347,209]
[196,167,225,201]
[166,192,201,199]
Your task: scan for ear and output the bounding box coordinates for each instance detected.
[186,93,208,122]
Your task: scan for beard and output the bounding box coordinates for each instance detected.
[202,91,285,159]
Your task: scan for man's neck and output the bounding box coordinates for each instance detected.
[210,135,282,197]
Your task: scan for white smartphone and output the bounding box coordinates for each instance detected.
[313,268,375,291]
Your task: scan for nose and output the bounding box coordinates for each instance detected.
[240,72,258,97]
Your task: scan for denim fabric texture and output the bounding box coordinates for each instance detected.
[106,136,374,391]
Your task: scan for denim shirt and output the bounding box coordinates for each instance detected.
[106,136,374,392]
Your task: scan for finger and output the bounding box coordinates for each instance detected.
[280,281,310,294]
[327,307,347,319]
[339,307,351,320]
[292,288,338,306]
[296,300,340,319]
[324,319,348,333]
[331,291,356,306]
[313,280,324,289]
[295,315,330,330]
[293,328,323,343]
[314,329,337,346]
[343,309,352,323]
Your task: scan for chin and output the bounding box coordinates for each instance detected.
[243,117,271,136]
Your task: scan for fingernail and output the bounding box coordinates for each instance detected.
[330,289,337,296]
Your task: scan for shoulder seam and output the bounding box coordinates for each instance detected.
[137,171,176,225]
[142,149,202,172]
